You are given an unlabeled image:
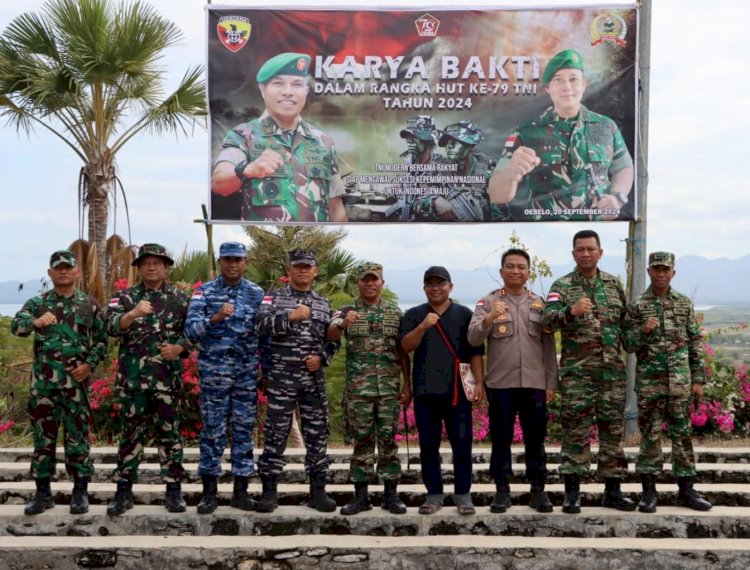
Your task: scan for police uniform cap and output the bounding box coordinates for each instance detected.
[219,241,247,259]
[438,120,483,147]
[257,52,311,84]
[49,250,77,268]
[399,115,439,142]
[542,49,585,86]
[132,243,174,267]
[423,266,451,283]
[648,251,675,268]
[288,248,317,266]
[358,262,383,280]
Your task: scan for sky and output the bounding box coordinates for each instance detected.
[1,0,748,284]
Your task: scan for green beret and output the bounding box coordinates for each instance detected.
[542,49,585,86]
[257,52,311,84]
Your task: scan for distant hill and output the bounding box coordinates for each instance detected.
[2,255,748,306]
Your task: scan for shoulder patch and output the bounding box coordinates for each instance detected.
[546,292,560,303]
[261,295,273,305]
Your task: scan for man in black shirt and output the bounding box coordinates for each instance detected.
[400,266,485,515]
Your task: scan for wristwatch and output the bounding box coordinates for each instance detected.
[234,160,251,181]
[611,192,629,206]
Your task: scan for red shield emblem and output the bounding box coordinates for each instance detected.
[217,16,251,53]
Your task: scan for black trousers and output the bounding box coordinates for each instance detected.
[486,387,548,485]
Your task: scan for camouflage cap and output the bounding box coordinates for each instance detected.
[399,115,440,143]
[257,52,311,84]
[648,251,675,268]
[49,250,77,268]
[288,248,317,266]
[219,241,247,258]
[131,243,174,267]
[358,262,383,280]
[438,120,484,147]
[542,49,585,86]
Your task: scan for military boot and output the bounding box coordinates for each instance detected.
[382,480,407,514]
[638,474,657,513]
[70,477,89,515]
[197,476,219,514]
[529,480,553,513]
[340,482,371,516]
[490,481,511,513]
[107,481,134,516]
[164,482,187,513]
[307,472,336,512]
[602,477,636,511]
[675,477,712,511]
[25,478,54,516]
[230,476,257,511]
[256,475,278,513]
[562,474,581,514]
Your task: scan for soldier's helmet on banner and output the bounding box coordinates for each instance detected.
[399,115,440,143]
[438,121,485,147]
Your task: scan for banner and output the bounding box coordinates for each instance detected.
[208,5,638,224]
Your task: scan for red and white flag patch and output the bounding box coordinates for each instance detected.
[108,296,119,309]
[504,134,518,148]
[546,292,560,303]
[190,290,203,300]
[261,296,273,305]
[475,299,484,307]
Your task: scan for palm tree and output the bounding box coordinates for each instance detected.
[0,0,206,296]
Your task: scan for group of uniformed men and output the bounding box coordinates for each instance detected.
[13,227,712,517]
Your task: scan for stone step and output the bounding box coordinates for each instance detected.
[3,461,749,485]
[1,481,746,508]
[1,505,749,539]
[1,534,749,569]
[2,446,749,464]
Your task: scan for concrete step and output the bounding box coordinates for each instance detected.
[1,505,750,539]
[2,446,749,464]
[3,461,750,485]
[1,534,749,569]
[1,481,746,508]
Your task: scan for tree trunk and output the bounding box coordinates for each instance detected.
[85,154,114,302]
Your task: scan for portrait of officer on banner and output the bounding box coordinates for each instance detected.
[211,52,348,223]
[489,49,634,222]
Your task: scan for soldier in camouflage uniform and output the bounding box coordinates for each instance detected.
[489,49,634,221]
[106,244,191,515]
[255,249,338,513]
[543,230,635,513]
[211,52,348,222]
[11,250,107,515]
[328,262,410,515]
[185,242,264,514]
[624,252,711,512]
[413,120,495,222]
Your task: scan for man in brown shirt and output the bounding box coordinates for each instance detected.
[468,248,558,513]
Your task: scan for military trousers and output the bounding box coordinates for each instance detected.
[28,375,93,480]
[113,381,185,483]
[258,369,331,478]
[559,367,628,478]
[198,374,258,477]
[413,391,473,495]
[345,392,401,483]
[486,387,548,484]
[636,390,696,478]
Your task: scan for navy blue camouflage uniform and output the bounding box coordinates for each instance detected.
[185,274,264,477]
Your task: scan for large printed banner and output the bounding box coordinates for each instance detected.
[207,5,638,224]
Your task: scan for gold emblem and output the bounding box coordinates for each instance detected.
[590,13,628,47]
[498,325,507,334]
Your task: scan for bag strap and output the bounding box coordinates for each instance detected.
[434,321,460,407]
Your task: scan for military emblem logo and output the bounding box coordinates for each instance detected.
[218,16,251,53]
[415,13,440,37]
[590,13,627,47]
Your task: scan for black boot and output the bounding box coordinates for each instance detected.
[197,476,219,514]
[529,480,553,513]
[562,474,581,514]
[676,477,712,511]
[638,474,657,513]
[307,472,336,512]
[382,480,407,514]
[601,477,636,511]
[256,475,278,513]
[340,482,372,516]
[70,477,89,515]
[230,476,257,511]
[164,482,187,513]
[25,478,54,516]
[107,480,134,516]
